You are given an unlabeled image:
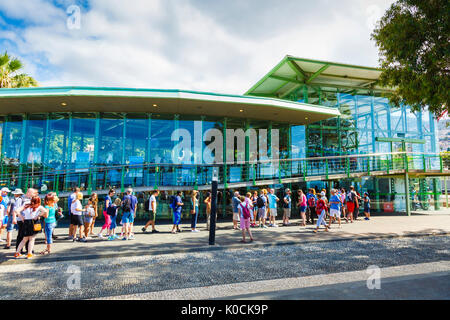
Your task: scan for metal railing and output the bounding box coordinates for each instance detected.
[0,152,447,194]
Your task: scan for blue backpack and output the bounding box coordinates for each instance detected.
[169,195,177,210]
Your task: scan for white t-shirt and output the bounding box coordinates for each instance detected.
[149,195,157,212]
[71,200,82,216]
[22,206,44,220]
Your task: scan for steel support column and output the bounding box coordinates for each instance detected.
[405,172,411,216]
[18,114,28,189]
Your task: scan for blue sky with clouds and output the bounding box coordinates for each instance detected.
[0,0,394,94]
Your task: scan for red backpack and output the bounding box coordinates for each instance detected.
[240,203,251,219]
[316,199,326,214]
[308,196,316,207]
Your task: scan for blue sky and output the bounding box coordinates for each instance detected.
[0,0,394,94]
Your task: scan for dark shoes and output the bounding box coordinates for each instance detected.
[151,229,159,233]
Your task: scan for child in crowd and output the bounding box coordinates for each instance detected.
[83,198,96,240]
[363,192,371,221]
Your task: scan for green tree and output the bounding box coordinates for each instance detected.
[0,51,38,88]
[371,0,449,116]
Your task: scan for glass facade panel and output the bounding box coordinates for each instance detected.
[3,115,23,161]
[48,114,69,170]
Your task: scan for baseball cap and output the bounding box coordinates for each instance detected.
[1,187,11,193]
[320,191,326,196]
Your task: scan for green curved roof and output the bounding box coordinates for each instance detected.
[0,86,340,125]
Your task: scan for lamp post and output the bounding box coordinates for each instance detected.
[209,167,219,245]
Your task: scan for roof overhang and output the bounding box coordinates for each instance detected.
[245,55,393,98]
[0,86,340,125]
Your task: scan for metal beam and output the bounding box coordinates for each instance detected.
[286,60,308,80]
[306,64,330,84]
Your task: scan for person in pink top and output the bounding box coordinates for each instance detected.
[238,196,253,243]
[297,190,307,226]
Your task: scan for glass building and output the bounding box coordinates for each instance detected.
[0,56,447,219]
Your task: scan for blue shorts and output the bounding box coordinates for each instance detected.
[172,210,181,225]
[2,216,8,226]
[299,205,307,213]
[110,216,117,229]
[6,216,17,232]
[121,211,133,224]
[44,222,56,244]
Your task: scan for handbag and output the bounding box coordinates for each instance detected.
[33,218,42,232]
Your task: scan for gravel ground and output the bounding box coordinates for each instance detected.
[0,235,449,300]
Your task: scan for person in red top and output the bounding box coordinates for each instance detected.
[313,191,329,233]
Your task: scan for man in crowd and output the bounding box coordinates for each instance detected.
[267,188,279,227]
[121,188,137,240]
[142,190,160,234]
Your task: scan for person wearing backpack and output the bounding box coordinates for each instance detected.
[346,186,356,223]
[171,191,183,234]
[121,188,137,240]
[257,190,268,228]
[238,196,254,243]
[313,191,329,233]
[107,198,122,240]
[306,189,317,224]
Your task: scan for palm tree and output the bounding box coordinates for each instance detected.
[0,51,38,88]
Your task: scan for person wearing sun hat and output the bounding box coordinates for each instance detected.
[4,188,25,249]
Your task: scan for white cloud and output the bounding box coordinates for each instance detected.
[1,0,396,94]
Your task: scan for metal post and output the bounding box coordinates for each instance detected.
[93,112,100,189]
[222,118,227,218]
[121,113,127,193]
[146,113,152,187]
[405,172,411,216]
[64,113,73,191]
[445,177,448,209]
[209,167,219,245]
[18,114,28,189]
[433,178,440,210]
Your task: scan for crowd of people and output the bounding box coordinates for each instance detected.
[0,184,371,258]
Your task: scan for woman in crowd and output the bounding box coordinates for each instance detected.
[88,192,98,236]
[71,192,85,242]
[238,196,253,243]
[98,189,115,239]
[14,196,48,259]
[297,189,307,227]
[190,190,199,232]
[251,191,259,227]
[204,192,212,231]
[313,191,329,233]
[41,193,61,255]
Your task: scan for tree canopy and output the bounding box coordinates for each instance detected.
[0,51,38,88]
[371,0,449,116]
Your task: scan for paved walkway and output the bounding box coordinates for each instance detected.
[1,209,449,265]
[100,261,450,300]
